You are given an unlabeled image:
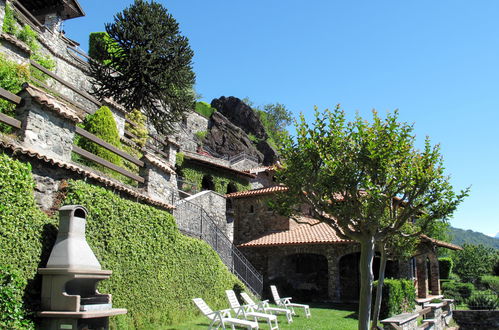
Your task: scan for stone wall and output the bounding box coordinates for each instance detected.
[16,95,76,162]
[232,195,290,244]
[184,190,231,239]
[242,243,360,302]
[453,310,499,330]
[140,155,177,205]
[173,111,209,152]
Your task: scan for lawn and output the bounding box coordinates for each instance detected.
[165,303,358,329]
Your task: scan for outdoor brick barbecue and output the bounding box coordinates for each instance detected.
[37,205,126,330]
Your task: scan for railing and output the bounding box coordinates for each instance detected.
[173,199,263,296]
[73,126,145,183]
[0,87,22,129]
[177,177,200,196]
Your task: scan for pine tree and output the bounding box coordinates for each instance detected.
[89,0,195,135]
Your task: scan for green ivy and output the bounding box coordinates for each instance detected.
[180,162,251,195]
[175,151,185,167]
[0,266,33,329]
[438,257,453,279]
[0,153,56,327]
[64,180,243,328]
[372,279,415,319]
[0,153,244,328]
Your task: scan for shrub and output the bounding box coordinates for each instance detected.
[2,3,18,35]
[438,257,453,279]
[0,54,30,132]
[77,106,123,171]
[0,266,33,329]
[373,279,416,319]
[125,109,148,148]
[441,281,474,305]
[467,290,499,310]
[175,152,185,167]
[17,25,38,52]
[453,244,499,283]
[194,101,215,118]
[479,275,499,292]
[195,130,207,142]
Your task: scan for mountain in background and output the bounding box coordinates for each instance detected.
[450,227,499,250]
[495,232,499,239]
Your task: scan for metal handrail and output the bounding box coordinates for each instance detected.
[173,199,263,296]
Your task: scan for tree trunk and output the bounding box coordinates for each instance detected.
[371,246,387,330]
[358,235,376,330]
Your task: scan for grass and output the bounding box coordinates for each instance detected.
[165,303,358,329]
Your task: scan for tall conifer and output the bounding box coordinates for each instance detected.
[89,0,195,134]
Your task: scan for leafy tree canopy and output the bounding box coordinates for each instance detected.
[452,243,499,283]
[272,106,468,329]
[89,0,195,135]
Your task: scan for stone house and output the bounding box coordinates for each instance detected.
[226,186,462,302]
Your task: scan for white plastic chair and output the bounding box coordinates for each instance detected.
[270,285,311,318]
[240,292,293,323]
[192,297,259,329]
[225,290,279,330]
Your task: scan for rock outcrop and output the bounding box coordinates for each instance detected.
[211,96,267,140]
[204,111,264,161]
[205,97,279,165]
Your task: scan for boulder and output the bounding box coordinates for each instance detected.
[211,96,268,140]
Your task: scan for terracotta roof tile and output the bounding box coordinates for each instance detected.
[225,185,288,198]
[239,216,354,247]
[0,33,31,54]
[102,98,127,114]
[420,234,462,251]
[21,84,84,123]
[144,153,175,174]
[0,137,174,210]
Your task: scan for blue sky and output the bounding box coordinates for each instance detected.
[64,1,498,236]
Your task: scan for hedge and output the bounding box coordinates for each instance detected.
[441,280,474,305]
[438,257,453,279]
[373,279,416,319]
[0,153,244,328]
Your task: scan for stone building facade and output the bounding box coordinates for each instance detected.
[227,187,460,302]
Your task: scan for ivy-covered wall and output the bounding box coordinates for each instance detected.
[180,161,251,195]
[0,152,243,328]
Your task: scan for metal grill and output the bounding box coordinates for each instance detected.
[173,199,263,296]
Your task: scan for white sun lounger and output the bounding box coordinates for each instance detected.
[270,285,311,318]
[192,297,259,329]
[240,292,293,323]
[225,290,279,330]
